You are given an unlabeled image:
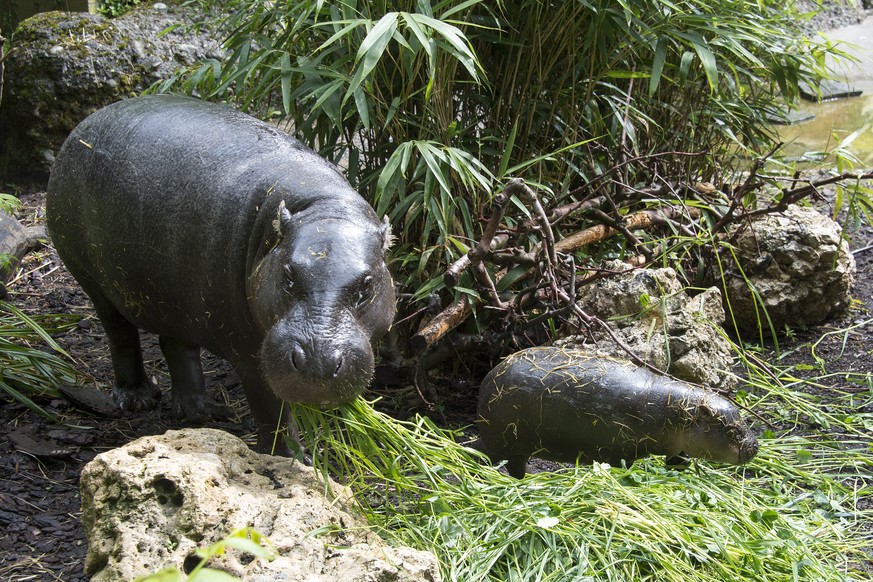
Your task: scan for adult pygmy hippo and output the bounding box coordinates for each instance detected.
[46,95,395,452]
[477,347,758,478]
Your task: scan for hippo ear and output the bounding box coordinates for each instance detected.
[380,215,395,253]
[271,200,294,239]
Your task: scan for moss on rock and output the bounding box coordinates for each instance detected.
[0,5,222,180]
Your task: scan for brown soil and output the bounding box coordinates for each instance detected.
[1,186,872,581]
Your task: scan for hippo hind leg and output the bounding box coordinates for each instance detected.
[157,336,232,422]
[89,294,161,412]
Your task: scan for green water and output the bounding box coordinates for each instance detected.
[776,84,873,167]
[776,15,873,167]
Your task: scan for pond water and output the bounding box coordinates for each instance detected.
[775,16,873,166]
[777,85,873,166]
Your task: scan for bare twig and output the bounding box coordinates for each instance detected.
[0,31,5,107]
[444,185,512,289]
[419,178,560,353]
[710,144,780,233]
[718,170,873,235]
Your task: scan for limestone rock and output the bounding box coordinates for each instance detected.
[716,205,855,334]
[79,428,440,582]
[0,5,223,179]
[560,261,735,389]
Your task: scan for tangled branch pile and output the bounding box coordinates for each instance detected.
[399,164,872,372]
[161,0,872,370]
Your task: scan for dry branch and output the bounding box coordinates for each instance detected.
[407,167,872,357]
[555,206,695,254]
[410,294,472,354]
[444,180,514,289]
[0,31,5,107]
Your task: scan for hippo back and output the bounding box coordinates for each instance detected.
[46,94,380,359]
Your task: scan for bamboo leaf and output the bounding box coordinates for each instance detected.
[650,36,668,96]
[355,12,399,71]
[280,52,292,114]
[314,19,367,52]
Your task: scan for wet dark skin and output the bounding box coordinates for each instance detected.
[477,347,758,478]
[46,95,395,452]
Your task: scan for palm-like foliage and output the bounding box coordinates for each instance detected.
[163,0,842,295]
[0,301,82,416]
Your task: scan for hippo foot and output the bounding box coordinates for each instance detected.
[506,456,528,479]
[112,380,161,412]
[172,397,233,424]
[255,423,311,464]
[257,428,288,456]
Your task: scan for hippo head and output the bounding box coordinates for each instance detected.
[675,394,759,465]
[247,202,395,406]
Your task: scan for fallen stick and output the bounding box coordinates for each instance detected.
[416,198,696,353]
[555,206,694,254]
[1,211,47,296]
[410,294,472,354]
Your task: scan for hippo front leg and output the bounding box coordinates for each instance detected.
[158,336,232,421]
[235,359,295,456]
[506,456,529,479]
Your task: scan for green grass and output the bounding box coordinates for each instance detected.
[0,300,83,416]
[290,353,872,581]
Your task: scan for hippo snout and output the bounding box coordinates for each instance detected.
[737,431,759,464]
[260,321,376,406]
[289,342,347,378]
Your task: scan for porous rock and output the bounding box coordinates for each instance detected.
[79,428,440,582]
[0,5,222,179]
[716,204,855,334]
[560,261,735,389]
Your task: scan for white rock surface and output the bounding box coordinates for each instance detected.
[79,428,440,582]
[718,205,855,333]
[562,261,735,389]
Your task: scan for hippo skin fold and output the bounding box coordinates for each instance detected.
[46,95,395,451]
[477,347,758,478]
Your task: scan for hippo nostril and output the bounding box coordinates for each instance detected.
[289,344,306,371]
[332,353,345,377]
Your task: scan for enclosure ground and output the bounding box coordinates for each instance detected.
[1,186,871,580]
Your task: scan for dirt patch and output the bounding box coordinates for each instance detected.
[1,186,872,581]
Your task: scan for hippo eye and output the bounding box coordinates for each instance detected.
[354,276,374,309]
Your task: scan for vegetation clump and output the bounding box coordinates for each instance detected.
[161,0,869,357]
[289,382,872,581]
[153,2,873,579]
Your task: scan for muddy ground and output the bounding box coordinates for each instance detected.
[1,181,872,580]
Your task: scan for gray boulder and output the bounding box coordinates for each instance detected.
[80,428,441,582]
[0,5,222,180]
[716,204,855,334]
[560,261,736,390]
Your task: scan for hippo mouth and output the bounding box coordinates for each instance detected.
[267,370,372,407]
[679,424,759,465]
